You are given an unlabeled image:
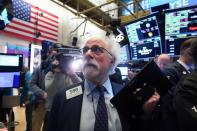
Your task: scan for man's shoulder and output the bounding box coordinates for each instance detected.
[166,61,180,69]
[164,61,183,73]
[182,70,197,88]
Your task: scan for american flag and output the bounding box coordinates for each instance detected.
[1,0,59,43]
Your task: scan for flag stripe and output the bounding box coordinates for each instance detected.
[31,11,58,24]
[6,25,58,42]
[31,16,58,28]
[0,30,42,43]
[30,20,58,32]
[32,5,58,19]
[4,28,57,42]
[6,24,58,40]
[3,0,59,43]
[9,19,58,35]
[31,8,58,22]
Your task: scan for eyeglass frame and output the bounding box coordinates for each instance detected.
[81,45,113,57]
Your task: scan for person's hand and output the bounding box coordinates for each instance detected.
[43,92,48,99]
[142,89,160,113]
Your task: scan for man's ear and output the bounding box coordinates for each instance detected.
[184,48,192,57]
[110,57,115,64]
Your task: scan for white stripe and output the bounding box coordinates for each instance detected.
[5,28,56,42]
[31,14,58,27]
[8,22,58,39]
[31,12,58,26]
[31,18,58,31]
[13,18,58,35]
[31,8,58,22]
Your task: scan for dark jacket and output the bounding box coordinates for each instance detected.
[29,67,46,101]
[173,69,197,131]
[46,81,132,131]
[163,61,190,86]
[160,61,190,131]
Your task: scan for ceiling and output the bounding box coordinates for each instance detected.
[52,0,149,31]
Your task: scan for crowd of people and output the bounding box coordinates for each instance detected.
[0,32,197,131]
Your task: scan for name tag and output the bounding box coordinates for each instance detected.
[66,86,83,99]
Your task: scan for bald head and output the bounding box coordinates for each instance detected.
[157,54,170,71]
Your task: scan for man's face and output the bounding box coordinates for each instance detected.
[82,38,113,83]
[157,58,170,71]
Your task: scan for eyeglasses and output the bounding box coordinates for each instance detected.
[81,45,112,56]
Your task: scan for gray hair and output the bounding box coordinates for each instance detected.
[81,32,121,75]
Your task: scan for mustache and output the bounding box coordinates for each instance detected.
[83,58,98,68]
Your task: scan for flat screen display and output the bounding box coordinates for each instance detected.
[0,72,20,88]
[124,13,162,60]
[117,66,128,79]
[165,5,197,56]
[0,53,23,71]
[119,44,130,64]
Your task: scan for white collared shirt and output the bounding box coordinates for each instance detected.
[177,60,191,73]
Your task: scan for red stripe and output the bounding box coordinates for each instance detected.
[30,21,58,32]
[0,30,42,43]
[11,20,58,35]
[31,16,58,29]
[7,24,35,35]
[11,20,34,30]
[6,25,58,42]
[31,11,58,24]
[37,29,58,37]
[31,5,58,19]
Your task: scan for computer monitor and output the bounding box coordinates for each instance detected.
[119,44,130,64]
[0,72,20,88]
[124,13,162,60]
[117,66,128,80]
[165,5,197,56]
[0,53,23,72]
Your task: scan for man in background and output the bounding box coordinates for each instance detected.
[173,37,197,131]
[156,53,170,71]
[29,47,58,131]
[164,38,195,85]
[161,38,196,131]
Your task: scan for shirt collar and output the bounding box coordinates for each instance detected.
[177,59,190,72]
[84,78,114,97]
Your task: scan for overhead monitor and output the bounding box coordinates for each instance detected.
[0,72,20,88]
[124,13,162,60]
[0,53,23,72]
[165,5,197,56]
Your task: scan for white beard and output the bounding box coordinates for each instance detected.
[83,65,99,81]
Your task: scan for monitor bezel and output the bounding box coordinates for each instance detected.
[0,53,23,72]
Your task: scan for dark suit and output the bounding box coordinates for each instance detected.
[173,69,197,131]
[160,61,190,131]
[163,61,190,86]
[46,82,132,131]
